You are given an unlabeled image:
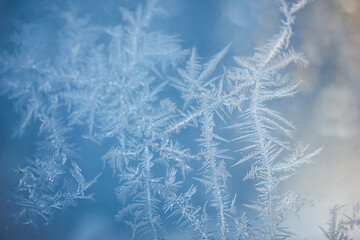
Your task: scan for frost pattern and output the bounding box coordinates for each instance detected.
[320,203,360,240]
[0,0,324,239]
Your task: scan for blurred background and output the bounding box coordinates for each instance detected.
[282,0,360,238]
[0,0,359,239]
